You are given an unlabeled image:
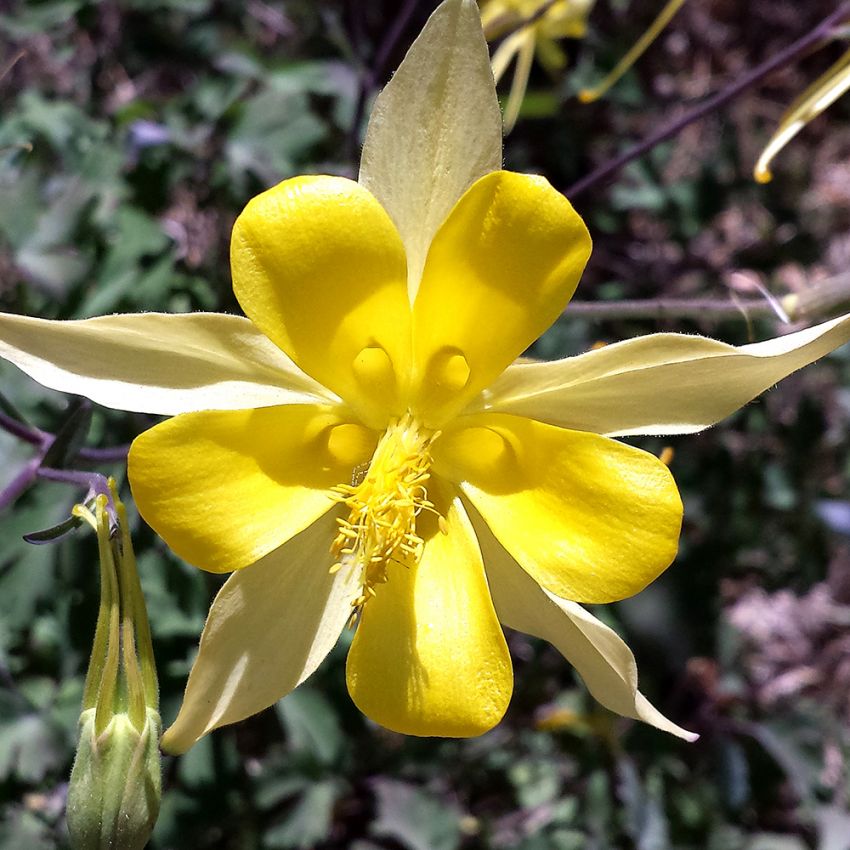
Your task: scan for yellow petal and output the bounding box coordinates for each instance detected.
[359,0,502,300]
[434,413,682,604]
[480,1,516,41]
[0,312,331,415]
[477,514,696,740]
[128,405,376,572]
[160,511,362,754]
[411,171,591,424]
[231,176,411,428]
[481,313,850,436]
[346,477,512,736]
[543,0,594,39]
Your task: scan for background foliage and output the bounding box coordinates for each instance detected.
[2,1,850,847]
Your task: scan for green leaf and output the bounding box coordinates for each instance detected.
[370,779,462,850]
[276,687,343,766]
[0,698,65,783]
[263,779,340,849]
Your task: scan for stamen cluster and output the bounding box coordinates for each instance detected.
[331,413,439,620]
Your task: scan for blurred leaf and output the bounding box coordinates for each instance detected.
[0,1,85,36]
[815,805,850,850]
[508,755,561,808]
[716,738,750,811]
[370,779,461,850]
[276,686,344,767]
[746,836,807,850]
[0,807,55,850]
[263,779,340,850]
[0,694,65,783]
[226,89,327,190]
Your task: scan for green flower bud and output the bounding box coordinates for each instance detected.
[67,708,161,850]
[67,481,161,850]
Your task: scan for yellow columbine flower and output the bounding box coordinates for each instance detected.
[754,46,850,183]
[2,0,850,753]
[481,0,594,131]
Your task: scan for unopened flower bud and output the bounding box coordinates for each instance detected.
[66,481,161,850]
[67,708,161,850]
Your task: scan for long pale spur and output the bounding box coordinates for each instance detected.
[2,0,850,753]
[754,44,850,183]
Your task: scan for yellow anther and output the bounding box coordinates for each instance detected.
[330,412,444,614]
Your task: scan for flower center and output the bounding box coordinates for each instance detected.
[330,412,441,621]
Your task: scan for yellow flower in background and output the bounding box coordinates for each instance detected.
[481,0,594,131]
[3,0,850,753]
[481,0,688,131]
[755,46,850,183]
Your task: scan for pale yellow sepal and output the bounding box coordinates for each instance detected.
[754,46,850,183]
[160,512,361,755]
[129,405,375,573]
[346,478,512,737]
[480,518,696,740]
[359,0,502,300]
[0,312,332,415]
[481,312,850,436]
[436,412,682,604]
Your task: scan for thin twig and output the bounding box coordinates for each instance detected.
[0,458,41,512]
[0,407,129,461]
[566,2,850,198]
[0,49,24,83]
[565,271,850,323]
[346,0,422,163]
[566,297,781,321]
[77,445,131,463]
[0,409,47,448]
[37,467,113,501]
